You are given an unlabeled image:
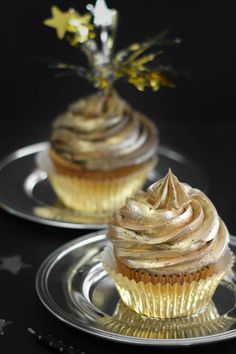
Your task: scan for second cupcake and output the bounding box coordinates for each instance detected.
[103,169,233,318]
[38,90,158,220]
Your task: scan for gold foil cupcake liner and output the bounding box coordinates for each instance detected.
[102,244,232,319]
[36,150,155,215]
[48,169,150,212]
[98,300,236,339]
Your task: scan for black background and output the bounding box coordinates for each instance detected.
[1,1,236,353]
[1,0,236,124]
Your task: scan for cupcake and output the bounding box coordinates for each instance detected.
[103,169,234,318]
[41,2,178,222]
[38,91,158,219]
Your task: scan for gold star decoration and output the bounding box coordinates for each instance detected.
[44,6,72,39]
[68,12,95,45]
[44,6,94,44]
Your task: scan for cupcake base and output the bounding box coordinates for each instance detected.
[102,243,233,319]
[37,149,156,218]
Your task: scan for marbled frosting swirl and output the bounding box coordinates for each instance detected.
[107,170,230,274]
[51,91,158,171]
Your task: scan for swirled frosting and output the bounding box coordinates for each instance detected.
[107,170,230,274]
[51,91,158,171]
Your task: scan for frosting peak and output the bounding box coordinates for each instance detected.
[108,171,230,274]
[146,169,189,210]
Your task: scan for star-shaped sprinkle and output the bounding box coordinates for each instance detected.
[44,6,74,39]
[0,319,12,335]
[0,255,31,275]
[87,0,117,27]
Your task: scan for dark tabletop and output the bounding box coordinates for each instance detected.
[1,1,236,353]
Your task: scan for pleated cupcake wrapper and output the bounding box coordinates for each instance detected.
[102,244,232,319]
[36,149,155,213]
[48,170,150,213]
[97,300,235,339]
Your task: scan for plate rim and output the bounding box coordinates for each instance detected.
[36,231,236,347]
[0,141,208,230]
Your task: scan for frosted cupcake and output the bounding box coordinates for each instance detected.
[38,91,158,218]
[42,2,178,222]
[103,169,233,318]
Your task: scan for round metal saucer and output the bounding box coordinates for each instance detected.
[36,231,236,346]
[0,142,208,229]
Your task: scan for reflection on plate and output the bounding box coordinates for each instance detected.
[33,199,112,225]
[36,231,236,346]
[98,300,235,339]
[0,142,208,229]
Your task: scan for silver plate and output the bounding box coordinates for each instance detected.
[0,142,208,229]
[36,231,236,346]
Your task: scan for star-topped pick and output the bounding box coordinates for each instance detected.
[43,3,176,92]
[0,255,31,275]
[0,319,12,335]
[87,0,117,27]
